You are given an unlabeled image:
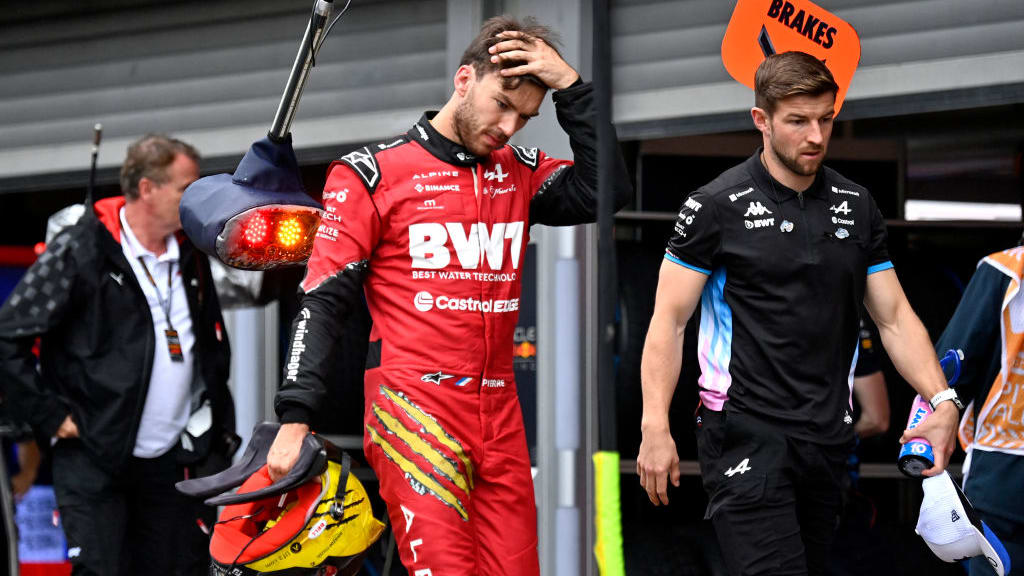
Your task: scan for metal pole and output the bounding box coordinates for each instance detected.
[85,123,102,205]
[268,0,335,142]
[593,0,616,458]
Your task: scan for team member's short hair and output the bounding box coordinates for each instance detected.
[120,134,200,200]
[754,51,839,114]
[460,15,562,90]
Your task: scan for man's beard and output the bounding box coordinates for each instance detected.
[452,96,488,157]
[769,133,823,177]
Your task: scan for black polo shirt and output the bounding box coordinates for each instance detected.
[666,149,892,444]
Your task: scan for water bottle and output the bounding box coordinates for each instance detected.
[898,395,934,477]
[896,349,963,478]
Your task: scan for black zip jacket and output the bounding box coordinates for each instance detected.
[0,196,233,473]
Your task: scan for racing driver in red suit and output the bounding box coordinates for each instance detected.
[266,16,632,576]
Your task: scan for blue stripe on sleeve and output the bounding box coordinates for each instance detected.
[664,252,711,275]
[867,261,894,275]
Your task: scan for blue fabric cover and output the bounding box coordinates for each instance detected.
[180,135,322,258]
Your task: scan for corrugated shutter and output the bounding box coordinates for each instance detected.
[612,0,1024,138]
[0,0,447,186]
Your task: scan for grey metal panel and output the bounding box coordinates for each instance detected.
[610,0,1024,135]
[0,0,446,182]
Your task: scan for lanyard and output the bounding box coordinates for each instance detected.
[136,257,175,332]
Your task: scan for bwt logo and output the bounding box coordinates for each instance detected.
[409,221,524,271]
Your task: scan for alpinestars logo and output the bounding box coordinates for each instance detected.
[341,147,380,187]
[724,457,752,477]
[421,371,454,385]
[510,145,539,168]
[744,201,772,217]
[284,308,312,382]
[485,163,508,183]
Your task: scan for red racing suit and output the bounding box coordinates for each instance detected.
[275,81,631,575]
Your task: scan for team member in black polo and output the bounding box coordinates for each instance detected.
[636,52,960,575]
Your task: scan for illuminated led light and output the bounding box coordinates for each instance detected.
[276,217,303,248]
[244,213,269,247]
[217,205,322,270]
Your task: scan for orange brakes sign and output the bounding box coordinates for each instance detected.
[721,0,860,113]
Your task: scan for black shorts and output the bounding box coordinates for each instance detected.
[695,406,850,576]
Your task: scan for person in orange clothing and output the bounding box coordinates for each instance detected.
[934,239,1024,575]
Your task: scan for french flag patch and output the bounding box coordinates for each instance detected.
[455,377,472,387]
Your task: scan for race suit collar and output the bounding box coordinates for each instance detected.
[407,112,483,167]
[747,147,827,201]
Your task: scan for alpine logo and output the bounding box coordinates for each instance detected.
[724,457,752,477]
[412,171,459,180]
[830,201,852,215]
[284,308,312,382]
[341,147,380,188]
[412,291,519,314]
[409,221,524,271]
[743,201,773,217]
[485,163,508,183]
[729,187,754,202]
[951,509,961,523]
[510,145,539,168]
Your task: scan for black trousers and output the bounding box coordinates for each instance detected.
[52,439,214,576]
[696,407,849,576]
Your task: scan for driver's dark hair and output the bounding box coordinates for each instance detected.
[460,15,562,90]
[754,51,838,114]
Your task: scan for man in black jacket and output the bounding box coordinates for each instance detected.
[0,134,235,576]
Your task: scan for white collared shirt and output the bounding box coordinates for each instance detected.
[119,207,194,458]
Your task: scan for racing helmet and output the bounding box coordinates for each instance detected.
[176,423,384,576]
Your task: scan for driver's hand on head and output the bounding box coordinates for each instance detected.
[488,31,580,90]
[637,423,681,506]
[267,422,310,482]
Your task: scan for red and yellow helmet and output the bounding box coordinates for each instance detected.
[208,452,384,576]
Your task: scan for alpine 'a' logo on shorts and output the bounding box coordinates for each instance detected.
[414,291,434,312]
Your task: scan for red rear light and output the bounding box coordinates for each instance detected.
[217,205,322,270]
[243,212,270,247]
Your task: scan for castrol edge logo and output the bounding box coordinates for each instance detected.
[413,291,519,314]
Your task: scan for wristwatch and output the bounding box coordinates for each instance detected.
[929,388,964,411]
